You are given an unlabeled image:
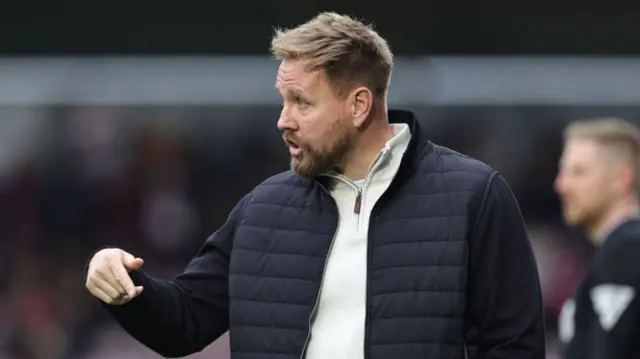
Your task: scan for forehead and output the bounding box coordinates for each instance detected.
[561,138,603,164]
[276,60,326,92]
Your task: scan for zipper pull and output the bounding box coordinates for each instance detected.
[354,189,362,214]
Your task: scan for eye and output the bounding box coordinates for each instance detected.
[295,96,310,107]
[570,166,587,177]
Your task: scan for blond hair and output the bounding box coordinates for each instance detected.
[270,12,393,99]
[565,117,640,184]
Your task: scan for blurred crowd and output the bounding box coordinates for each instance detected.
[0,104,636,359]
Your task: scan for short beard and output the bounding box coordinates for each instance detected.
[289,122,353,178]
[564,201,611,237]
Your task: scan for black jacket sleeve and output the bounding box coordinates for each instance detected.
[464,172,546,359]
[103,193,250,358]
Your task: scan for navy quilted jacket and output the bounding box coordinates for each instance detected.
[105,109,545,359]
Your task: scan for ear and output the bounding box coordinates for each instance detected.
[348,86,374,129]
[616,163,637,194]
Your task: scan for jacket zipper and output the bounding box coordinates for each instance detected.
[300,177,360,359]
[300,182,339,359]
[300,149,395,359]
[338,149,387,228]
[355,149,387,229]
[301,148,389,359]
[354,188,362,214]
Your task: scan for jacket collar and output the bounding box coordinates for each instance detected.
[314,109,432,188]
[388,109,430,167]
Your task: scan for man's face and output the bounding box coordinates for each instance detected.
[275,59,356,178]
[554,138,617,228]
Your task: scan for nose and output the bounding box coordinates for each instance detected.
[277,116,288,131]
[277,105,298,131]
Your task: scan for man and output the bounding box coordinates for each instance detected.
[555,118,640,359]
[85,12,545,359]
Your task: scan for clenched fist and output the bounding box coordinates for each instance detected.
[86,248,145,305]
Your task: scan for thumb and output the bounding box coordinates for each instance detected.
[122,252,144,271]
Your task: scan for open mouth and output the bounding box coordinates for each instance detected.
[285,139,302,156]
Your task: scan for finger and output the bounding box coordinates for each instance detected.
[96,266,126,295]
[117,286,144,304]
[90,276,124,299]
[122,252,144,271]
[110,261,137,298]
[125,257,144,271]
[87,283,116,304]
[132,286,144,298]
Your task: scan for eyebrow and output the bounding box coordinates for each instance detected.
[275,85,306,98]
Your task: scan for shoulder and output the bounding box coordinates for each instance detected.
[600,219,640,260]
[420,142,498,193]
[249,170,314,201]
[417,143,523,223]
[592,221,640,283]
[608,219,640,246]
[255,170,311,189]
[586,224,640,331]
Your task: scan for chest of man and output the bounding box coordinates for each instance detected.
[226,181,474,357]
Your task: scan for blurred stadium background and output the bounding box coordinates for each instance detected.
[1,2,640,358]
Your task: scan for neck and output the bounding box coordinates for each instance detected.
[589,195,639,243]
[341,111,394,181]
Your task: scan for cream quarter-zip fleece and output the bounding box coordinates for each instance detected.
[305,123,411,359]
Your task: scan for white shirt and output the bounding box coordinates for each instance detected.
[304,124,411,359]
